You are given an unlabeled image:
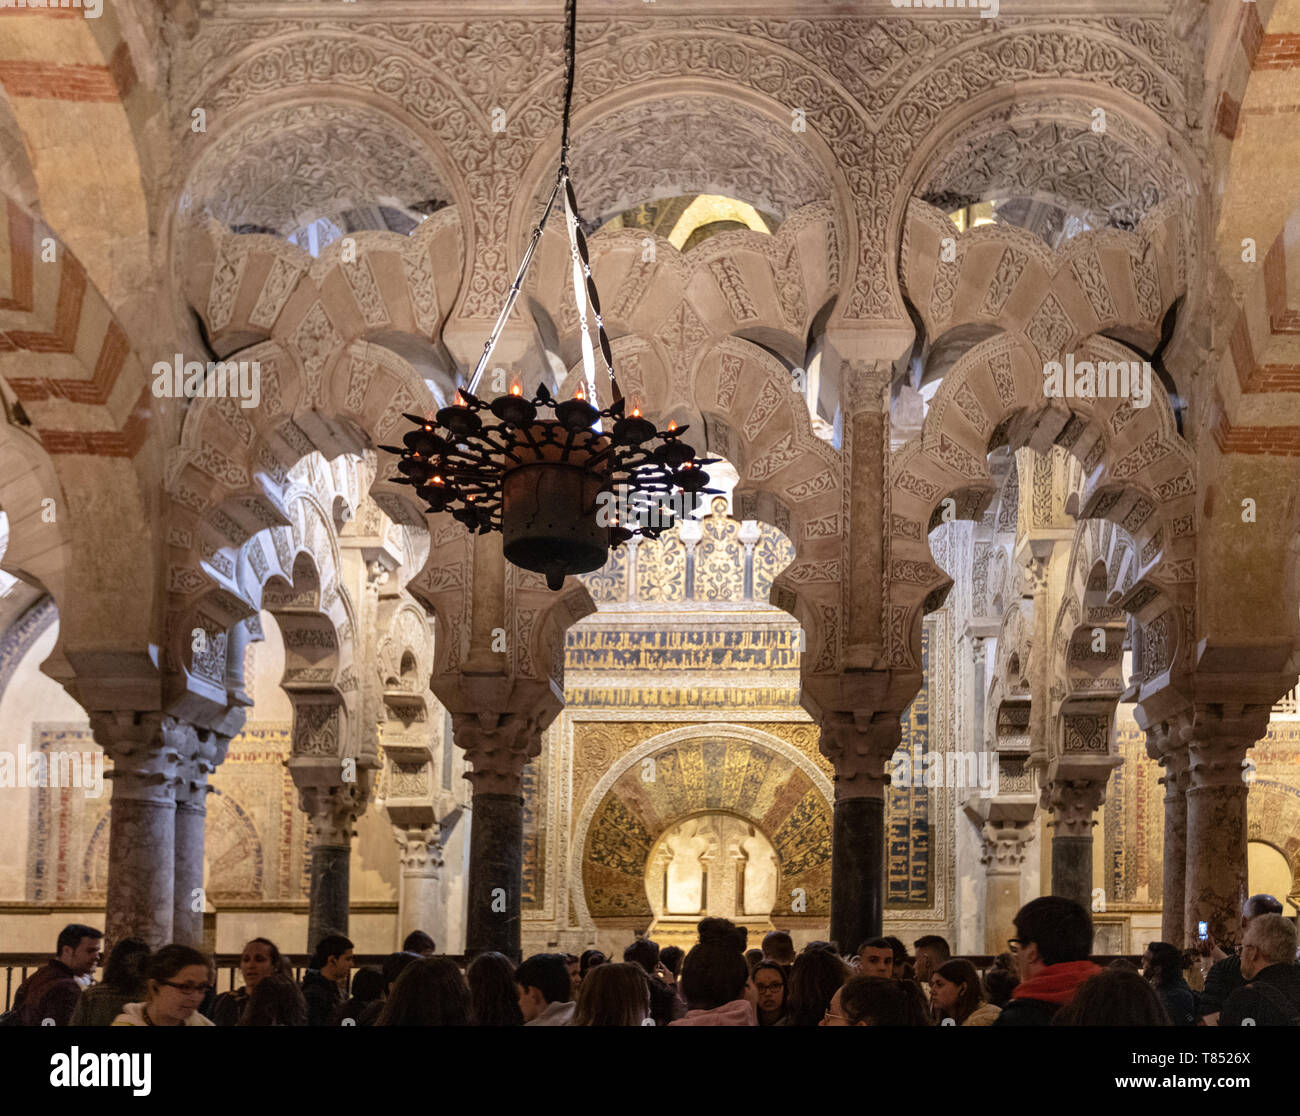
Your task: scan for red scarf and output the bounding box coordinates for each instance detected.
[1011,961,1101,1005]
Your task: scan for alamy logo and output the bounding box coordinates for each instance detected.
[0,750,103,798]
[0,0,102,16]
[1043,354,1152,409]
[891,0,999,18]
[890,747,994,790]
[152,355,261,409]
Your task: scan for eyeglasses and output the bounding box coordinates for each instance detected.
[160,981,211,995]
[822,1008,848,1024]
[1007,939,1022,954]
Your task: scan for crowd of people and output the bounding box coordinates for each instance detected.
[5,894,1297,1026]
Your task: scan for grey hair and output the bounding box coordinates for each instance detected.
[1244,913,1297,965]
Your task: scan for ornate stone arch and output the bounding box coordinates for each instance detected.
[0,201,162,705]
[888,331,1196,676]
[569,724,834,929]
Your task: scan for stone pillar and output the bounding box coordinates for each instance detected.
[818,712,899,954]
[394,824,444,948]
[452,711,544,962]
[169,720,231,948]
[90,712,178,949]
[1178,704,1270,948]
[298,780,369,951]
[1145,721,1189,946]
[980,819,1034,954]
[1042,778,1107,911]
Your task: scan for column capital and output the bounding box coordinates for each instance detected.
[817,711,901,801]
[1174,702,1272,792]
[1042,777,1108,838]
[298,779,371,847]
[452,711,545,797]
[90,711,180,803]
[393,825,444,877]
[979,820,1034,872]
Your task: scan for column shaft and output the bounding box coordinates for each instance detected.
[466,793,523,960]
[831,797,883,953]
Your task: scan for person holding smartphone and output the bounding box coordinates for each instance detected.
[1198,894,1284,1024]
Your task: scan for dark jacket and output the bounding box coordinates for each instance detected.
[1199,954,1242,1017]
[301,969,343,1027]
[69,983,136,1027]
[1156,977,1198,1026]
[1220,963,1300,1027]
[14,960,82,1026]
[993,960,1101,1027]
[208,988,249,1027]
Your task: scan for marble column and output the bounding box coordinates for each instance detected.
[1178,704,1270,949]
[980,820,1034,954]
[452,711,544,962]
[298,780,369,951]
[1145,721,1189,946]
[90,712,179,949]
[169,721,230,948]
[818,713,898,955]
[394,824,444,948]
[1042,778,1107,911]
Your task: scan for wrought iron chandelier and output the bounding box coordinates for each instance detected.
[384,0,717,591]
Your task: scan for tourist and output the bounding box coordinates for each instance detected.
[111,945,214,1027]
[994,897,1099,1026]
[467,951,524,1026]
[929,959,1000,1025]
[572,962,652,1026]
[335,966,385,1025]
[826,976,931,1026]
[668,921,755,1026]
[12,923,103,1026]
[882,935,912,979]
[565,953,581,1000]
[781,947,849,1026]
[1219,913,1300,1026]
[1141,941,1197,1026]
[358,951,422,1025]
[751,959,788,1025]
[659,945,685,982]
[238,973,309,1026]
[209,937,289,1027]
[402,929,437,956]
[856,937,895,980]
[623,937,679,1025]
[1054,969,1171,1026]
[1199,893,1285,1023]
[983,952,1019,1007]
[70,937,148,1027]
[579,948,607,979]
[761,930,795,979]
[377,956,471,1026]
[913,935,951,984]
[516,953,577,1026]
[301,933,354,1027]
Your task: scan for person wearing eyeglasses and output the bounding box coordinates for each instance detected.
[993,897,1100,1026]
[111,945,215,1027]
[1218,914,1300,1027]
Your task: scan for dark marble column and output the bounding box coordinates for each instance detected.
[452,712,544,963]
[1179,705,1269,949]
[831,797,883,952]
[467,795,524,960]
[818,713,898,955]
[90,712,178,949]
[169,721,231,948]
[1043,777,1107,911]
[298,782,367,951]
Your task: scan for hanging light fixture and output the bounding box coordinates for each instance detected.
[384,0,718,590]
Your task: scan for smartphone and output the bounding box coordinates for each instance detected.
[1197,920,1208,941]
